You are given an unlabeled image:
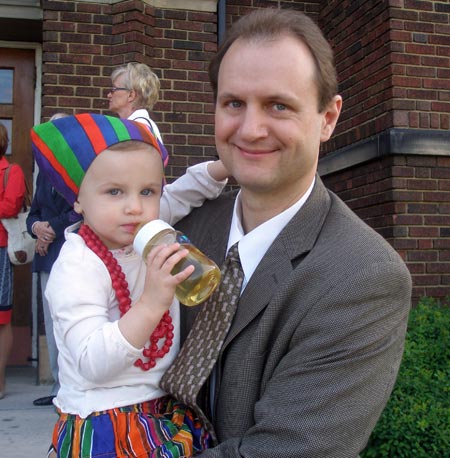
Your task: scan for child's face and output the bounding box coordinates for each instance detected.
[74,144,163,250]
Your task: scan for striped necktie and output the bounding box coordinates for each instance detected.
[160,242,244,437]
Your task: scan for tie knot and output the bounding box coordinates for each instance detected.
[227,242,240,263]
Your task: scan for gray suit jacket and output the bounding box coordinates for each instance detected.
[174,177,412,458]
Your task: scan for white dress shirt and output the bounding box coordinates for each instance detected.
[228,178,315,290]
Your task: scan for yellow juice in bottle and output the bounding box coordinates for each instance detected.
[171,242,221,306]
[134,220,221,306]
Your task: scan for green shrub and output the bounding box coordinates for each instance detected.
[361,297,450,458]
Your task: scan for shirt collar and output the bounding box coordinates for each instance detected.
[228,177,315,290]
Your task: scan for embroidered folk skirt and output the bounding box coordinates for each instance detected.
[51,396,210,458]
[0,247,13,324]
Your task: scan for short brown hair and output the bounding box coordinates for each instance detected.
[209,8,338,112]
[0,123,8,157]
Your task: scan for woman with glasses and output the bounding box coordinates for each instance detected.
[107,62,164,143]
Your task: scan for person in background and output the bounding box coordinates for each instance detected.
[161,9,412,457]
[27,113,81,406]
[0,122,26,399]
[107,62,164,143]
[30,113,227,458]
[107,61,230,222]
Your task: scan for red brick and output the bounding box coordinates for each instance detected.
[424,215,450,225]
[418,239,434,249]
[423,191,450,202]
[407,263,426,274]
[414,275,441,285]
[440,251,450,261]
[409,226,439,237]
[407,178,437,190]
[407,203,438,214]
[424,286,450,298]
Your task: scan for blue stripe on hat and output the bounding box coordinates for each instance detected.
[95,115,123,148]
[54,116,97,172]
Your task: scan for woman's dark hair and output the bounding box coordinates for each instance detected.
[0,123,8,157]
[209,8,338,112]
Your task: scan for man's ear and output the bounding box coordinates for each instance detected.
[320,95,342,143]
[74,199,83,215]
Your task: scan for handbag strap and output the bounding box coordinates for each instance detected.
[2,164,11,191]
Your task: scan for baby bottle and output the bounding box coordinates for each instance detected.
[133,220,221,306]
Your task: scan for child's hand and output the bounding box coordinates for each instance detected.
[141,242,194,311]
[207,159,230,181]
[119,243,194,350]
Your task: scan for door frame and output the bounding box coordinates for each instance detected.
[0,40,42,368]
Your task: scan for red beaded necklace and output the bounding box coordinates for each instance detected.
[78,223,174,371]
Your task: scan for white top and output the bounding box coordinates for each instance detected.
[47,161,227,417]
[128,108,164,144]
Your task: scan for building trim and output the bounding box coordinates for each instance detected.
[143,0,217,11]
[0,1,42,20]
[70,0,218,11]
[319,128,450,176]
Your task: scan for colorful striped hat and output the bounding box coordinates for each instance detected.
[31,113,169,206]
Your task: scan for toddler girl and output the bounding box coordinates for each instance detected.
[31,113,227,458]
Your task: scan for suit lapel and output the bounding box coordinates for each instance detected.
[223,177,331,349]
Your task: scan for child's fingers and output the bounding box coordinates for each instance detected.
[145,243,194,280]
[163,247,193,274]
[172,263,195,283]
[145,243,181,267]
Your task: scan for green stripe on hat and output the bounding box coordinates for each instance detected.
[107,116,132,141]
[36,121,86,188]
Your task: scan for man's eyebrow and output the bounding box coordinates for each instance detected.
[217,91,237,100]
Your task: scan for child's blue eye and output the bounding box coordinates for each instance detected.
[141,189,152,196]
[109,189,120,196]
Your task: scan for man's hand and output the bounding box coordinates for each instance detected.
[32,221,56,244]
[35,239,50,256]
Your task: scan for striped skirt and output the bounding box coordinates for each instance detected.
[51,397,210,458]
[0,247,13,324]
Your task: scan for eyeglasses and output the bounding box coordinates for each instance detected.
[109,87,130,93]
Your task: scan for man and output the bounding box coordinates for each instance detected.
[164,8,412,457]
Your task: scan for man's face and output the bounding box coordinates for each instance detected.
[215,35,341,206]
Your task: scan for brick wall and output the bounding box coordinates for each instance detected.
[41,0,219,178]
[41,0,112,116]
[225,0,320,21]
[322,0,450,155]
[40,0,450,303]
[321,0,391,153]
[152,6,218,178]
[319,0,450,303]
